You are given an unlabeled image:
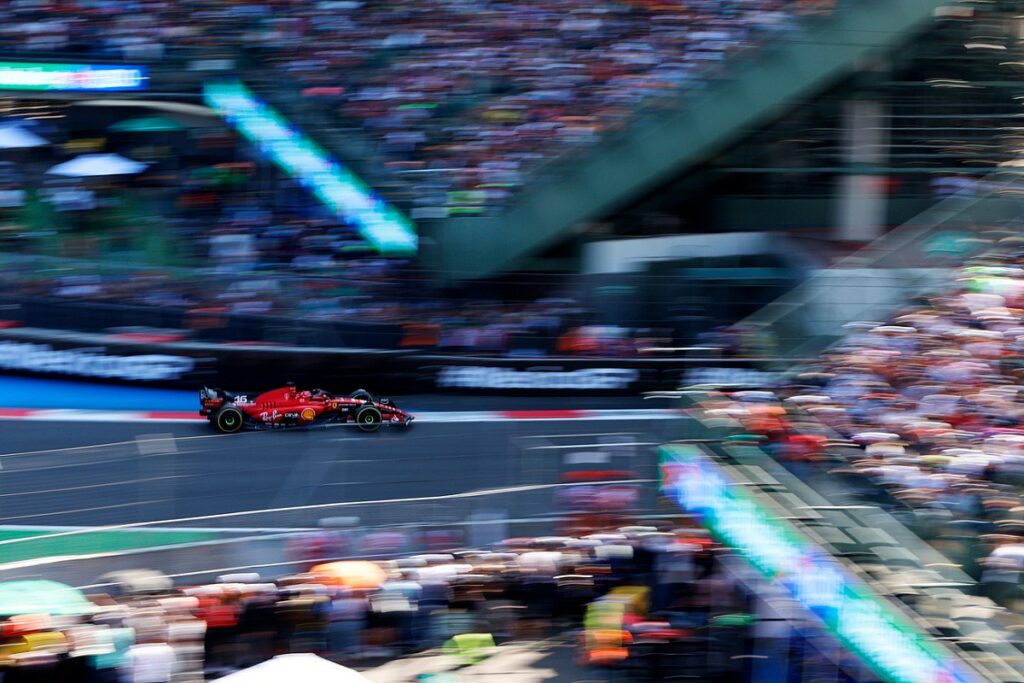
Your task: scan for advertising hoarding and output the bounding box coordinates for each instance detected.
[0,62,147,91]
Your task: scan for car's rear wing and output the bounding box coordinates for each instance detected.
[200,386,231,401]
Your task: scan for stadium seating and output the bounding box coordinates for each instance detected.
[0,0,953,281]
[428,0,954,279]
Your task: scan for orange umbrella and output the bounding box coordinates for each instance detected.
[309,561,387,589]
[747,405,786,417]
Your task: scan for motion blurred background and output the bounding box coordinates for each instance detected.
[3,1,1024,682]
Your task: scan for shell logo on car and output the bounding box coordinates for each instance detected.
[300,407,316,421]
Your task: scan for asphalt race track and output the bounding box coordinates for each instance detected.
[0,401,681,533]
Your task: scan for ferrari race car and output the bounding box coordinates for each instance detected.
[199,385,414,433]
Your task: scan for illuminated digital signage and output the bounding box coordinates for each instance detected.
[203,81,417,256]
[0,62,148,91]
[659,444,981,683]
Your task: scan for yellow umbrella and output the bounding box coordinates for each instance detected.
[309,561,387,589]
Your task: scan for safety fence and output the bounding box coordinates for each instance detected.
[663,429,1022,681]
[0,315,787,393]
[744,171,1024,358]
[0,509,686,590]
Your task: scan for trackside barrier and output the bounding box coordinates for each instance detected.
[0,512,685,590]
[744,173,1024,358]
[659,442,1011,683]
[667,400,1024,683]
[0,323,794,394]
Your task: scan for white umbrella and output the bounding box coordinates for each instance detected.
[0,124,47,149]
[852,432,901,444]
[217,654,371,683]
[518,551,563,569]
[98,569,172,594]
[47,153,147,177]
[786,394,832,404]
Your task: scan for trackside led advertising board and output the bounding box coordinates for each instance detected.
[203,80,417,256]
[0,62,148,91]
[658,444,982,683]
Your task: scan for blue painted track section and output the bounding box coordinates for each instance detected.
[0,375,195,411]
[0,374,654,412]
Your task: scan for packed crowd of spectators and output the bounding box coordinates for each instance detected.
[0,524,785,683]
[262,0,829,216]
[708,238,1024,608]
[0,116,653,354]
[0,0,836,214]
[0,0,845,352]
[3,263,650,355]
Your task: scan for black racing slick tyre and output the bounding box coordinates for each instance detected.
[214,405,245,434]
[355,405,382,433]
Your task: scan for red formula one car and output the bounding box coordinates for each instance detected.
[199,385,414,433]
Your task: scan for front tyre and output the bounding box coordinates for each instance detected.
[355,405,382,433]
[214,405,245,434]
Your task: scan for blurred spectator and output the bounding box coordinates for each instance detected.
[0,0,827,213]
[0,0,843,354]
[0,523,782,681]
[714,238,1024,593]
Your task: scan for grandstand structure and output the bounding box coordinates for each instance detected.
[0,1,1021,341]
[235,0,1024,282]
[425,0,968,279]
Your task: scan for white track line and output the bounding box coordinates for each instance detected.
[0,479,653,549]
[0,474,189,498]
[0,432,251,461]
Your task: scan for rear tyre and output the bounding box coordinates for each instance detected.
[214,405,245,434]
[355,406,382,433]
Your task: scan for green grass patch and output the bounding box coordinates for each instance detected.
[0,528,225,565]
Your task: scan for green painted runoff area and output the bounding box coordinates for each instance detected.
[0,528,226,565]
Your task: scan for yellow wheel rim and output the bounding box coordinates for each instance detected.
[220,411,240,430]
